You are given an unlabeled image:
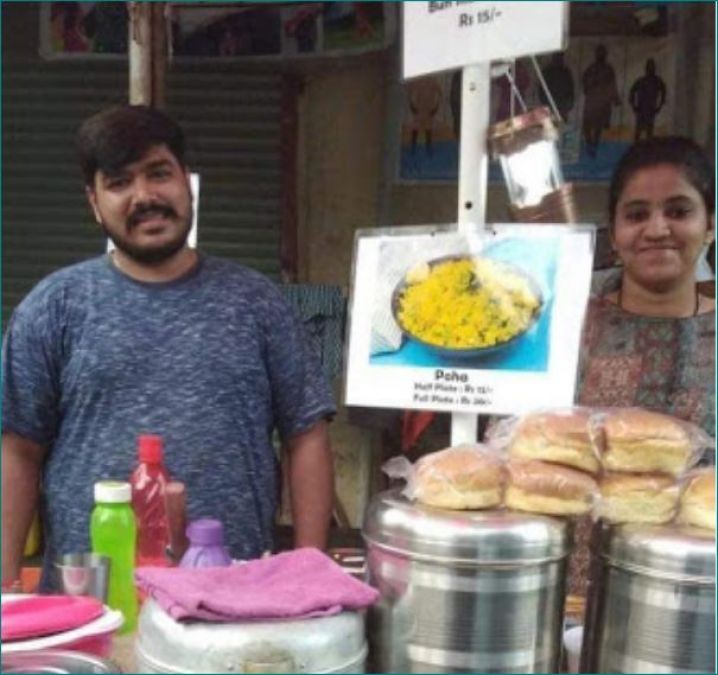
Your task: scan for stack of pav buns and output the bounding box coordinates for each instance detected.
[503,410,599,516]
[506,408,600,474]
[505,458,598,516]
[601,408,697,476]
[397,408,713,529]
[676,468,716,531]
[413,444,505,510]
[596,409,705,525]
[595,472,679,525]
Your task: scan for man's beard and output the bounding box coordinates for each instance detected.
[102,208,192,266]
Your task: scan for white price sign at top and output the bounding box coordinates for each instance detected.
[403,1,567,79]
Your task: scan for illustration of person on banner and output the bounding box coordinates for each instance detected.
[539,52,575,124]
[283,4,321,54]
[581,43,621,158]
[629,58,667,142]
[408,76,443,156]
[50,2,91,53]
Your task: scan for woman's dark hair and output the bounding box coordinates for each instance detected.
[608,136,715,228]
[76,105,186,186]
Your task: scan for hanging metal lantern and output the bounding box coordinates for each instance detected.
[489,106,577,223]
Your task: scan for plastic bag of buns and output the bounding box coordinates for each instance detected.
[594,472,680,525]
[382,444,505,510]
[504,458,598,516]
[592,408,714,477]
[676,468,716,531]
[486,407,601,474]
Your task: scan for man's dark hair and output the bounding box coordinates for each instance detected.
[76,105,186,187]
[609,136,715,229]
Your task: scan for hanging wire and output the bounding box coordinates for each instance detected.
[509,63,515,120]
[504,62,528,116]
[530,55,563,124]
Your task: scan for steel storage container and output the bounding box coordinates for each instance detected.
[362,489,572,673]
[135,598,367,673]
[0,649,120,674]
[581,522,715,674]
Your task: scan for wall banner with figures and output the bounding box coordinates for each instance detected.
[399,35,677,183]
[344,224,596,415]
[40,2,396,60]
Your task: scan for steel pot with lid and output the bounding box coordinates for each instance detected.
[0,649,120,673]
[362,489,572,673]
[135,598,367,673]
[581,521,715,673]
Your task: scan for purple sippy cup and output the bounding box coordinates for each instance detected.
[178,518,233,568]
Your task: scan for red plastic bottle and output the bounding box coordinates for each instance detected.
[130,434,170,567]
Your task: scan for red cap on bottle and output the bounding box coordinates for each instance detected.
[138,434,163,464]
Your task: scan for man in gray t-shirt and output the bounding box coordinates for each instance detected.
[2,105,336,590]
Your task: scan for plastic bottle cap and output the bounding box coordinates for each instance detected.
[165,482,185,496]
[186,518,225,546]
[94,481,132,503]
[138,434,163,464]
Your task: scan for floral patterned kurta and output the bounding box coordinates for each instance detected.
[568,287,715,596]
[578,297,715,435]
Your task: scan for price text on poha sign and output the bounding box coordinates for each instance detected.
[413,372,494,407]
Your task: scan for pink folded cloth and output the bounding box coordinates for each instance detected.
[1,595,105,641]
[135,547,379,622]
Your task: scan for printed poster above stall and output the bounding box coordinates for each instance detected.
[344,225,595,415]
[399,29,676,183]
[39,2,129,57]
[40,2,396,60]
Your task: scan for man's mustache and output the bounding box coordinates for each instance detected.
[127,203,177,229]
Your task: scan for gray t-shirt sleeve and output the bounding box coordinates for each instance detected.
[260,285,336,440]
[2,296,61,445]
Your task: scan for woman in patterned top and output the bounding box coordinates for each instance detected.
[570,136,715,596]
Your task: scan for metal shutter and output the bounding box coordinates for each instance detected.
[2,3,282,329]
[166,64,282,278]
[2,56,127,328]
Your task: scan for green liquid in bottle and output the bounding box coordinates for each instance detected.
[90,481,138,634]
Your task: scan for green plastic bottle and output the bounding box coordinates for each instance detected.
[90,481,138,634]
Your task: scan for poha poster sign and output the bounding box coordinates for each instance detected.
[344,225,595,415]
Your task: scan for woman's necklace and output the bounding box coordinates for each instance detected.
[617,287,700,316]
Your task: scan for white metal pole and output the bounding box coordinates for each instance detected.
[128,2,152,105]
[451,62,491,446]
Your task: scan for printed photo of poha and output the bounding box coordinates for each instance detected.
[393,256,542,351]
